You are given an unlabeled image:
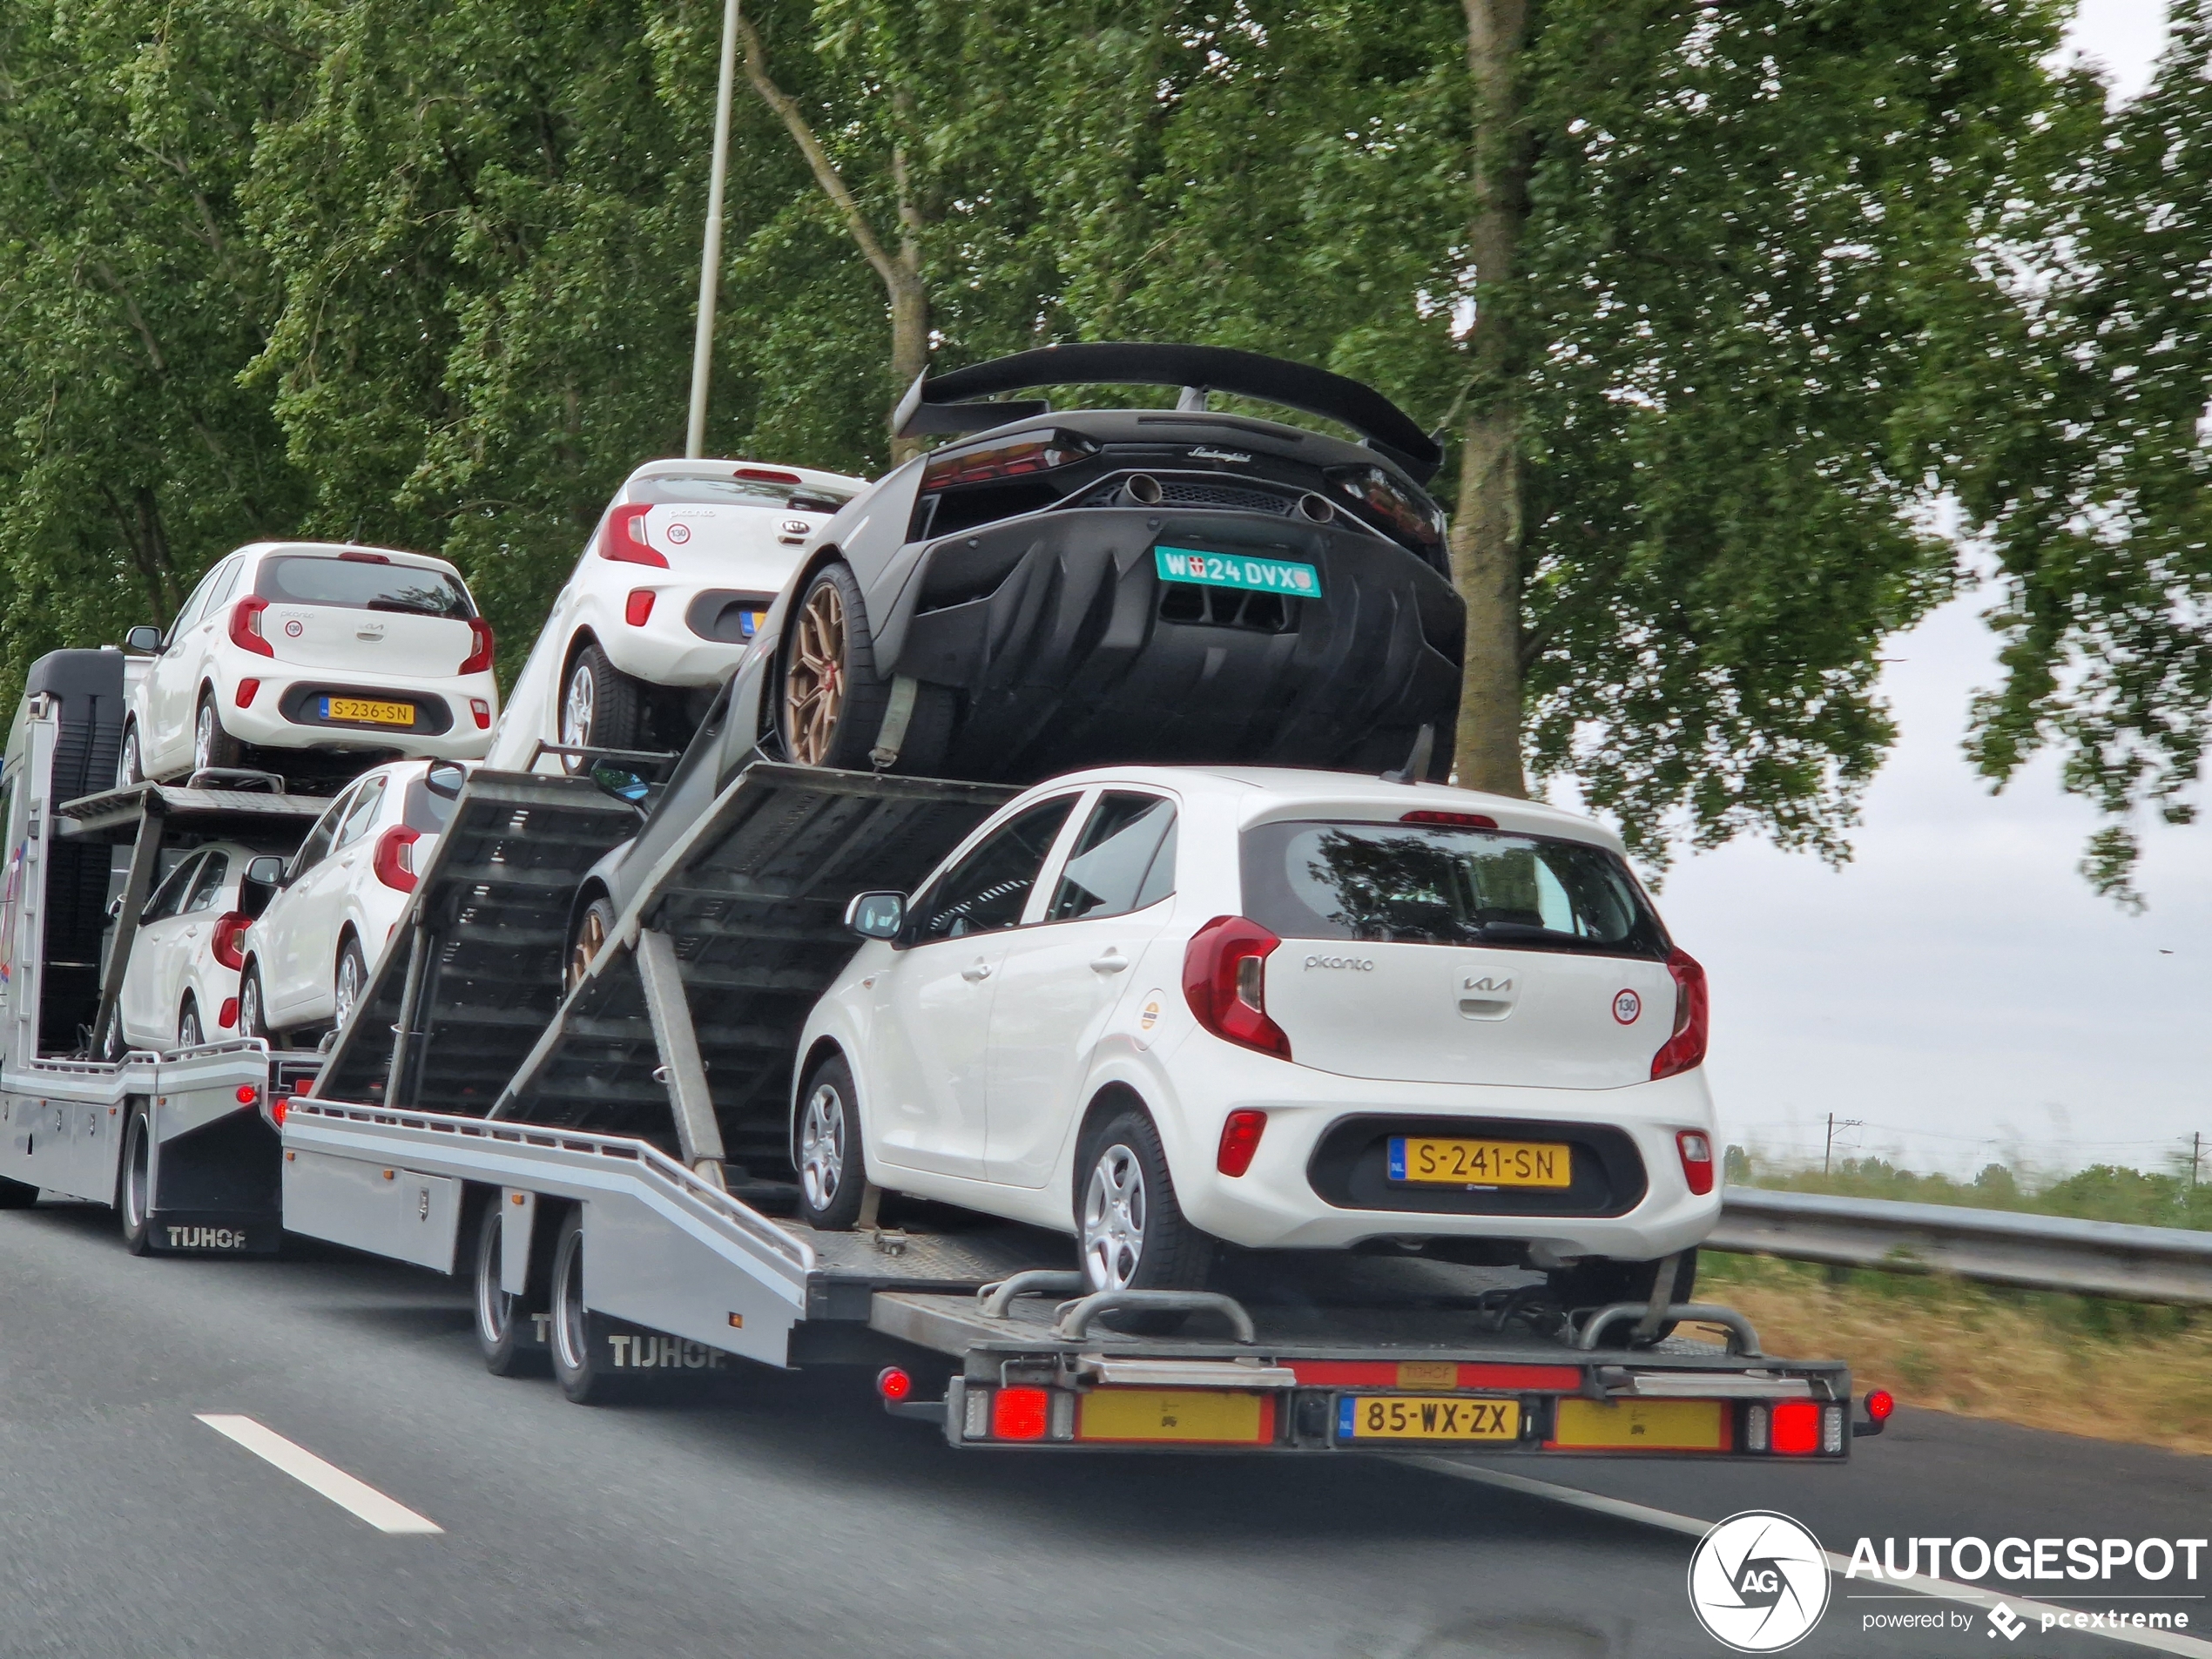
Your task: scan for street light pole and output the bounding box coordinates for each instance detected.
[685,0,741,459]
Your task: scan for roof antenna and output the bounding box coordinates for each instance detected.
[1384,724,1434,785]
[1177,385,1210,412]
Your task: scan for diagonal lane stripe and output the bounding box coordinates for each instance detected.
[1397,1459,2212,1657]
[196,1414,442,1535]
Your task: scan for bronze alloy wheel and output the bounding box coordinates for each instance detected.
[567,897,614,995]
[784,579,847,766]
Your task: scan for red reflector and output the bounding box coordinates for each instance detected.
[1770,1399,1820,1454]
[1865,1387,1895,1421]
[735,466,802,484]
[271,1096,288,1127]
[624,589,656,628]
[219,997,239,1030]
[1217,1109,1267,1177]
[1676,1129,1715,1196]
[991,1386,1050,1440]
[470,698,491,729]
[876,1366,913,1403]
[1400,809,1498,829]
[235,678,260,709]
[236,1084,259,1106]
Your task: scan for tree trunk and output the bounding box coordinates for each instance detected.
[887,272,931,466]
[1451,0,1532,798]
[102,483,181,628]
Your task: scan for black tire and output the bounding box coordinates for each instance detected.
[549,1206,622,1405]
[565,894,617,996]
[794,1053,867,1231]
[117,723,145,789]
[560,641,644,760]
[777,562,893,771]
[176,998,202,1050]
[333,936,368,1036]
[474,1195,548,1378]
[238,964,271,1045]
[118,1103,155,1255]
[192,691,242,776]
[1072,1104,1212,1325]
[0,1173,37,1209]
[96,1002,125,1062]
[1548,1251,1700,1341]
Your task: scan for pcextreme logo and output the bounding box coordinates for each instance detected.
[1688,1510,1831,1651]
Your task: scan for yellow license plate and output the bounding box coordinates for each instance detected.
[1076,1389,1272,1444]
[321,696,415,726]
[1337,1395,1521,1441]
[1388,1136,1571,1187]
[1551,1398,1728,1451]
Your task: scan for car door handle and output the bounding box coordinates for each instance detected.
[1090,950,1128,974]
[961,961,993,982]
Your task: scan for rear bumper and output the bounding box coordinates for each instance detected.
[217,671,498,758]
[879,506,1463,781]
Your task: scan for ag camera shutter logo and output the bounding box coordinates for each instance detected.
[1688,1510,1831,1651]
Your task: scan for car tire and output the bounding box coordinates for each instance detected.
[238,964,271,1046]
[565,894,617,996]
[561,642,644,760]
[0,1173,36,1209]
[192,691,242,776]
[333,936,368,1035]
[777,562,895,771]
[794,1053,867,1231]
[117,723,144,790]
[118,1103,155,1255]
[474,1195,547,1378]
[96,1002,126,1062]
[548,1205,622,1405]
[1547,1251,1700,1340]
[1074,1104,1213,1326]
[176,998,202,1050]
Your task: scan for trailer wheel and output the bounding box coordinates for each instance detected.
[473,1197,545,1378]
[118,1103,155,1255]
[0,1173,37,1209]
[1074,1103,1212,1329]
[549,1207,621,1405]
[1548,1251,1699,1341]
[795,1053,868,1231]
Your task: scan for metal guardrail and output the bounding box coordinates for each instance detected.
[1710,1185,2212,1305]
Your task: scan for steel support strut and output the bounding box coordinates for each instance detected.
[89,804,164,1055]
[634,927,727,1188]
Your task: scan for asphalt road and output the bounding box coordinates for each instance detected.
[1,1197,2205,1659]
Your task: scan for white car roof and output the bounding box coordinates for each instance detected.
[1002,764,1628,854]
[232,540,465,577]
[617,456,867,496]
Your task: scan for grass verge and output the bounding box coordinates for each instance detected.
[1696,1252,2212,1457]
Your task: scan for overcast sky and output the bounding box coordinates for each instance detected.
[1644,0,2206,1181]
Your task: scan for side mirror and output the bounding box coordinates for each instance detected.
[844,891,906,941]
[423,760,467,799]
[125,624,162,654]
[590,761,653,807]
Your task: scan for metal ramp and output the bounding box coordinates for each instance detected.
[486,759,1012,1184]
[312,771,640,1111]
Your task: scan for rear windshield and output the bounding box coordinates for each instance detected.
[401,776,461,835]
[256,556,475,619]
[631,475,853,514]
[1241,819,1667,958]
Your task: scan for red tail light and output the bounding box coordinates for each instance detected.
[1650,948,1708,1079]
[1182,916,1291,1060]
[736,466,801,484]
[211,912,250,971]
[236,1084,260,1105]
[470,698,491,729]
[1865,1387,1895,1421]
[231,596,273,658]
[235,678,260,709]
[1676,1129,1715,1196]
[460,617,495,675]
[876,1366,914,1402]
[921,431,1097,491]
[599,503,667,568]
[624,589,656,628]
[991,1386,1049,1440]
[1401,809,1497,829]
[271,1096,289,1126]
[1217,1109,1268,1177]
[1770,1399,1820,1455]
[374,825,422,893]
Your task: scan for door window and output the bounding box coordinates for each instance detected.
[183,853,231,914]
[166,565,226,644]
[1047,793,1177,921]
[290,794,348,878]
[908,797,1077,942]
[207,556,245,610]
[142,853,206,924]
[334,775,388,848]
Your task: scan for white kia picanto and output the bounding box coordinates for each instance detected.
[793,766,1720,1309]
[119,542,498,787]
[486,457,865,770]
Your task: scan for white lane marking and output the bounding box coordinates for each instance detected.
[196,1414,442,1534]
[1399,1459,2212,1657]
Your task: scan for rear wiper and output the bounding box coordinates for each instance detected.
[364,600,456,617]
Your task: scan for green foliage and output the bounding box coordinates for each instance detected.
[1752,1152,2212,1230]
